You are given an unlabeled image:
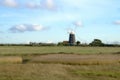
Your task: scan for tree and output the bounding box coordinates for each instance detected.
[57,41,69,46]
[89,39,104,46]
[57,42,64,46]
[76,41,81,46]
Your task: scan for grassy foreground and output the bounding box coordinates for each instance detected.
[0,63,120,80]
[0,46,120,80]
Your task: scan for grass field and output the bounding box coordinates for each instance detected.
[29,54,120,65]
[0,46,120,80]
[0,63,120,80]
[0,46,120,56]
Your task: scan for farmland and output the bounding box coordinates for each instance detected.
[0,46,120,80]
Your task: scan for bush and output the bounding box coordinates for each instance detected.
[89,39,104,46]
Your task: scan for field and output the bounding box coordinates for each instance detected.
[0,46,120,56]
[0,46,120,80]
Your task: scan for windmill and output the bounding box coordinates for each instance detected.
[67,29,76,46]
[67,21,83,46]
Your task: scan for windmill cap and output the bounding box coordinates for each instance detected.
[70,31,75,34]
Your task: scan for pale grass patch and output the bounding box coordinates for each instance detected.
[30,54,120,65]
[0,56,22,63]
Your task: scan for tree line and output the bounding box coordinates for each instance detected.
[58,39,120,47]
[0,39,120,47]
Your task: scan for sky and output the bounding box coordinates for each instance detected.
[0,0,120,44]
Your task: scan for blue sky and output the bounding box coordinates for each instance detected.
[0,0,120,44]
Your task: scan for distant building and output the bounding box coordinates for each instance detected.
[63,41,69,44]
[69,32,76,46]
[63,41,69,45]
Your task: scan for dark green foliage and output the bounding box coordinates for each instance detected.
[57,42,69,46]
[89,39,104,46]
[76,41,81,46]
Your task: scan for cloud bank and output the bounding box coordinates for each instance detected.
[0,0,56,10]
[0,0,18,7]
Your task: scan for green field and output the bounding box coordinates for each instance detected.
[0,46,120,56]
[0,46,120,80]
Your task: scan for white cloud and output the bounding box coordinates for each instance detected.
[74,21,83,27]
[46,0,55,9]
[41,0,56,10]
[25,0,56,10]
[114,20,120,25]
[26,2,41,9]
[46,40,53,43]
[1,0,18,7]
[0,0,57,10]
[9,24,46,33]
[67,30,75,34]
[25,41,31,44]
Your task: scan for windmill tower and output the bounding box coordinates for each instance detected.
[69,31,76,46]
[67,21,82,46]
